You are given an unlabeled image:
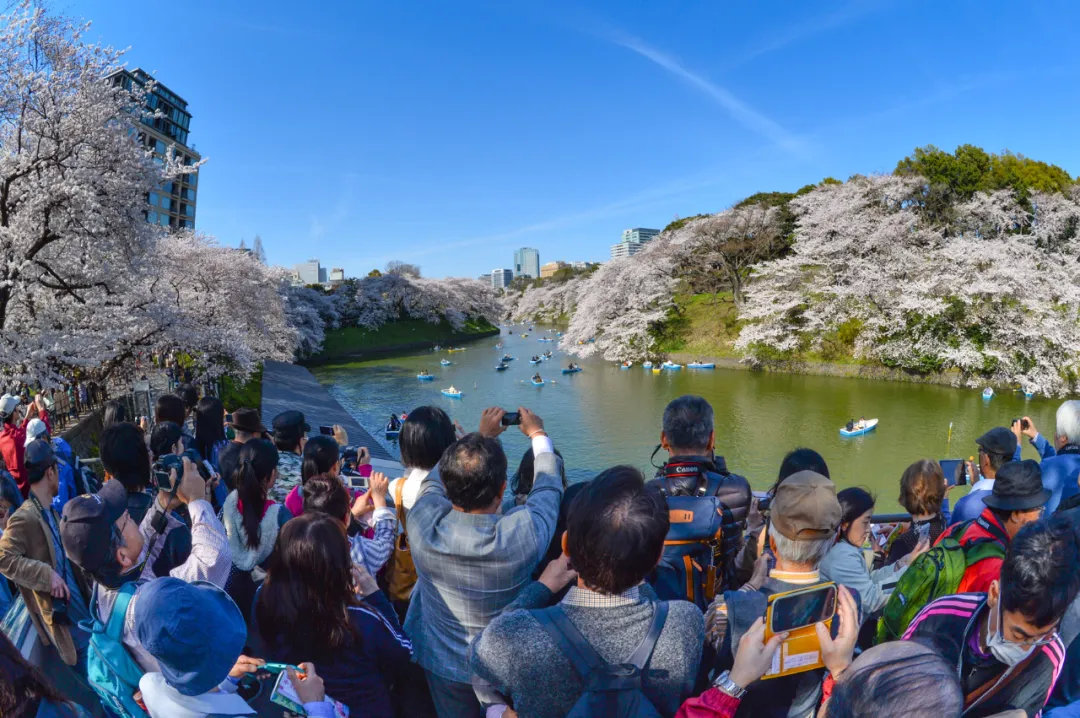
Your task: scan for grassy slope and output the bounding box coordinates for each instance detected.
[219,365,263,411]
[315,316,498,362]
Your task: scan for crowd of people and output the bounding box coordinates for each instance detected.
[3,385,1080,717]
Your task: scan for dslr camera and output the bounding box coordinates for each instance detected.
[152,449,211,493]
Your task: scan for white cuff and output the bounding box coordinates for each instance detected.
[371,506,397,524]
[486,706,509,718]
[531,434,554,456]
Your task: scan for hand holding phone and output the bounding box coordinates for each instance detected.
[501,411,521,426]
[319,425,334,436]
[762,582,838,679]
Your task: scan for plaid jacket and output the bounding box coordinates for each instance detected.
[404,448,564,683]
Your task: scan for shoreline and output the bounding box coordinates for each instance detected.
[665,352,977,391]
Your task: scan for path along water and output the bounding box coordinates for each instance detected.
[311,329,1059,512]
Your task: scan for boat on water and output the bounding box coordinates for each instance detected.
[385,421,401,438]
[501,354,514,362]
[531,376,545,386]
[1024,389,1035,399]
[448,347,466,353]
[661,361,683,371]
[687,362,715,369]
[537,337,552,343]
[620,361,633,369]
[441,388,463,398]
[542,351,553,359]
[529,357,542,365]
[982,387,994,400]
[495,363,509,372]
[642,361,653,369]
[839,418,878,437]
[651,367,661,374]
[495,342,504,349]
[417,373,434,381]
[440,359,452,366]
[562,365,582,375]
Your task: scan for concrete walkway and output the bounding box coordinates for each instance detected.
[261,360,397,464]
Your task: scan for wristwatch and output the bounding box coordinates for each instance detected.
[712,670,747,699]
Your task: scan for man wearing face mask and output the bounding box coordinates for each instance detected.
[903,517,1078,717]
[60,449,231,678]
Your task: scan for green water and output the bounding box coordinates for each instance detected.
[312,329,1056,512]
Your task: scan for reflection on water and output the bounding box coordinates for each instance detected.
[313,329,1056,511]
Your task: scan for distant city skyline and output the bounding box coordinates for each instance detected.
[69,2,1080,279]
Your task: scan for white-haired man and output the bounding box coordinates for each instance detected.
[1015,400,1080,513]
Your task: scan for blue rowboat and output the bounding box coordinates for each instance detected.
[839,418,878,438]
[495,364,508,372]
[501,355,514,362]
[529,358,542,365]
[1024,390,1035,399]
[417,374,434,381]
[562,367,582,375]
[687,362,715,369]
[661,362,682,371]
[441,389,463,398]
[531,378,545,386]
[982,388,994,400]
[440,359,452,366]
[385,421,401,438]
[619,362,633,370]
[642,361,653,369]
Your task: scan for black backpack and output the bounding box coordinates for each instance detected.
[534,603,669,718]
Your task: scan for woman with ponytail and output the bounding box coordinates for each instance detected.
[221,439,292,621]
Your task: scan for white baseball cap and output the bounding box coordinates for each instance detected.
[0,394,20,419]
[24,418,48,447]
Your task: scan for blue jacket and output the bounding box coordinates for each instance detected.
[951,488,991,525]
[1033,437,1080,513]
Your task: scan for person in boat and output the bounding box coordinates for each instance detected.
[846,419,855,432]
[388,414,402,432]
[419,370,429,377]
[532,374,542,383]
[448,386,457,394]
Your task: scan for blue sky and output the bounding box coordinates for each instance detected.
[65,0,1080,278]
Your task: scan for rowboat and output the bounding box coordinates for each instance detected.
[448,347,466,353]
[495,364,509,372]
[441,389,463,398]
[619,361,633,370]
[529,357,542,365]
[1024,389,1035,399]
[651,368,661,374]
[537,338,552,343]
[687,362,715,369]
[642,361,653,369]
[839,418,878,437]
[982,388,994,400]
[531,377,545,386]
[385,419,401,438]
[661,362,682,371]
[440,359,452,366]
[417,373,434,381]
[501,355,514,362]
[562,366,582,375]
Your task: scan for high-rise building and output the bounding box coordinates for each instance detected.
[610,227,661,260]
[295,259,321,285]
[318,267,328,284]
[491,268,514,289]
[513,247,540,279]
[329,268,345,283]
[540,261,567,279]
[108,68,200,230]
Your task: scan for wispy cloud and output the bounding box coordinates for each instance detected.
[604,30,806,156]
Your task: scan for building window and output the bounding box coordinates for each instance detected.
[148,192,158,205]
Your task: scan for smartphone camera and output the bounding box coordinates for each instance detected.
[319,425,334,436]
[501,411,521,426]
[225,413,234,424]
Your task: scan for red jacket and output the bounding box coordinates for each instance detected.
[938,507,1009,594]
[0,421,29,498]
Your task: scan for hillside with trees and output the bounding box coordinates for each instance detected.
[504,146,1080,396]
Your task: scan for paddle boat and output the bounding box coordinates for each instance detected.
[839,418,878,438]
[562,364,583,375]
[982,387,994,400]
[417,372,434,381]
[501,354,514,362]
[661,361,683,371]
[440,359,452,366]
[619,360,634,370]
[531,375,545,386]
[687,361,715,369]
[441,387,463,399]
[529,356,542,365]
[495,363,509,372]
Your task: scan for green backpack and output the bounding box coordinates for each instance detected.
[875,522,1006,644]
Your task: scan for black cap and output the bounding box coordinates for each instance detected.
[60,480,128,574]
[229,408,265,435]
[272,410,309,436]
[24,438,56,470]
[976,427,1018,457]
[983,460,1050,511]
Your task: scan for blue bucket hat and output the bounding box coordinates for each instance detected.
[134,578,246,696]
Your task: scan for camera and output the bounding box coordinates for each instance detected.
[152,453,184,493]
[501,411,521,426]
[1012,417,1030,431]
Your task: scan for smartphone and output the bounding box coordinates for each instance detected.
[346,475,369,491]
[225,413,233,423]
[270,670,350,717]
[762,582,837,679]
[319,425,335,436]
[939,459,967,487]
[501,411,521,426]
[916,522,931,543]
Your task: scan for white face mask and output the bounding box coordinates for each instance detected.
[986,600,1036,666]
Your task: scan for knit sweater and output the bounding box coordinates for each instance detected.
[471,582,704,718]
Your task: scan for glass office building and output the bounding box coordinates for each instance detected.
[108,68,200,230]
[513,247,540,279]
